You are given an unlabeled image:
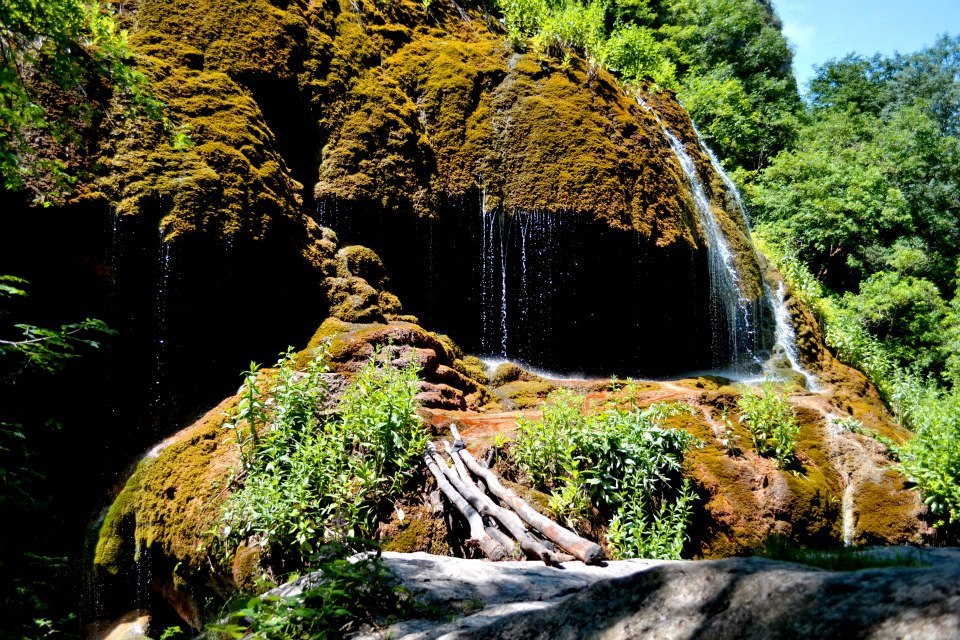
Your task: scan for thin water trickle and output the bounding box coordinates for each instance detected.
[152,229,173,420]
[133,546,152,609]
[842,481,856,547]
[480,188,495,353]
[498,211,510,358]
[696,126,751,228]
[110,211,123,278]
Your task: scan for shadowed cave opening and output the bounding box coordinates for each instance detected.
[317,193,772,378]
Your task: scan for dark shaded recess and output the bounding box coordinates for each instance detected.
[244,75,320,211]
[320,193,719,377]
[0,190,327,631]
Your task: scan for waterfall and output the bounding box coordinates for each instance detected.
[770,281,820,391]
[657,118,762,369]
[639,94,818,385]
[698,129,820,389]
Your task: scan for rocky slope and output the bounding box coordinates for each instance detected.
[90,320,932,628]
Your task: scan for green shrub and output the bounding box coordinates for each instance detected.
[511,392,697,559]
[898,386,960,527]
[737,382,799,466]
[607,478,695,560]
[208,547,434,640]
[512,388,585,489]
[219,349,427,559]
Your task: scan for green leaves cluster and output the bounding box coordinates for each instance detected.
[209,549,430,640]
[1,0,157,203]
[898,384,960,527]
[494,0,800,171]
[0,275,112,373]
[736,382,799,467]
[510,390,697,559]
[219,349,427,560]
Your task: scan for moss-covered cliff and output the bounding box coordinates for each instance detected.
[55,0,769,378]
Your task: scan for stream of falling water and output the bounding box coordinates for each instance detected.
[661,127,760,369]
[638,95,818,385]
[770,281,820,391]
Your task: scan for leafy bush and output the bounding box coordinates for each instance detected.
[511,391,698,559]
[208,548,433,640]
[898,386,960,527]
[219,349,427,559]
[737,382,799,466]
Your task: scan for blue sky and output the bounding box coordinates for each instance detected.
[772,0,960,91]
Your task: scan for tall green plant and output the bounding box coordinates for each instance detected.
[220,350,427,559]
[511,392,697,559]
[737,382,799,467]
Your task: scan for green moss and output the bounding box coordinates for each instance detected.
[498,380,557,409]
[456,355,489,386]
[338,245,389,288]
[380,506,449,555]
[94,395,243,588]
[855,471,927,545]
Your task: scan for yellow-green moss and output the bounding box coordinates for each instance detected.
[855,471,928,545]
[94,395,242,584]
[380,505,449,555]
[456,355,489,386]
[497,380,557,409]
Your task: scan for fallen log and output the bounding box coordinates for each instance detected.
[423,445,508,561]
[443,441,572,565]
[459,448,605,564]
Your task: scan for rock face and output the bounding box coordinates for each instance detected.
[8,0,773,385]
[301,318,497,411]
[358,551,960,640]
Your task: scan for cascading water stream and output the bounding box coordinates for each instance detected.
[639,95,817,385]
[694,121,820,388]
[769,281,820,391]
[639,97,761,369]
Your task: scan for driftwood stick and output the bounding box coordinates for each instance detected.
[459,448,605,564]
[486,525,517,551]
[424,445,508,561]
[443,441,567,564]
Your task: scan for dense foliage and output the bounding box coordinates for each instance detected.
[737,382,799,467]
[494,0,801,171]
[0,0,157,203]
[747,35,960,529]
[219,349,428,562]
[510,389,697,559]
